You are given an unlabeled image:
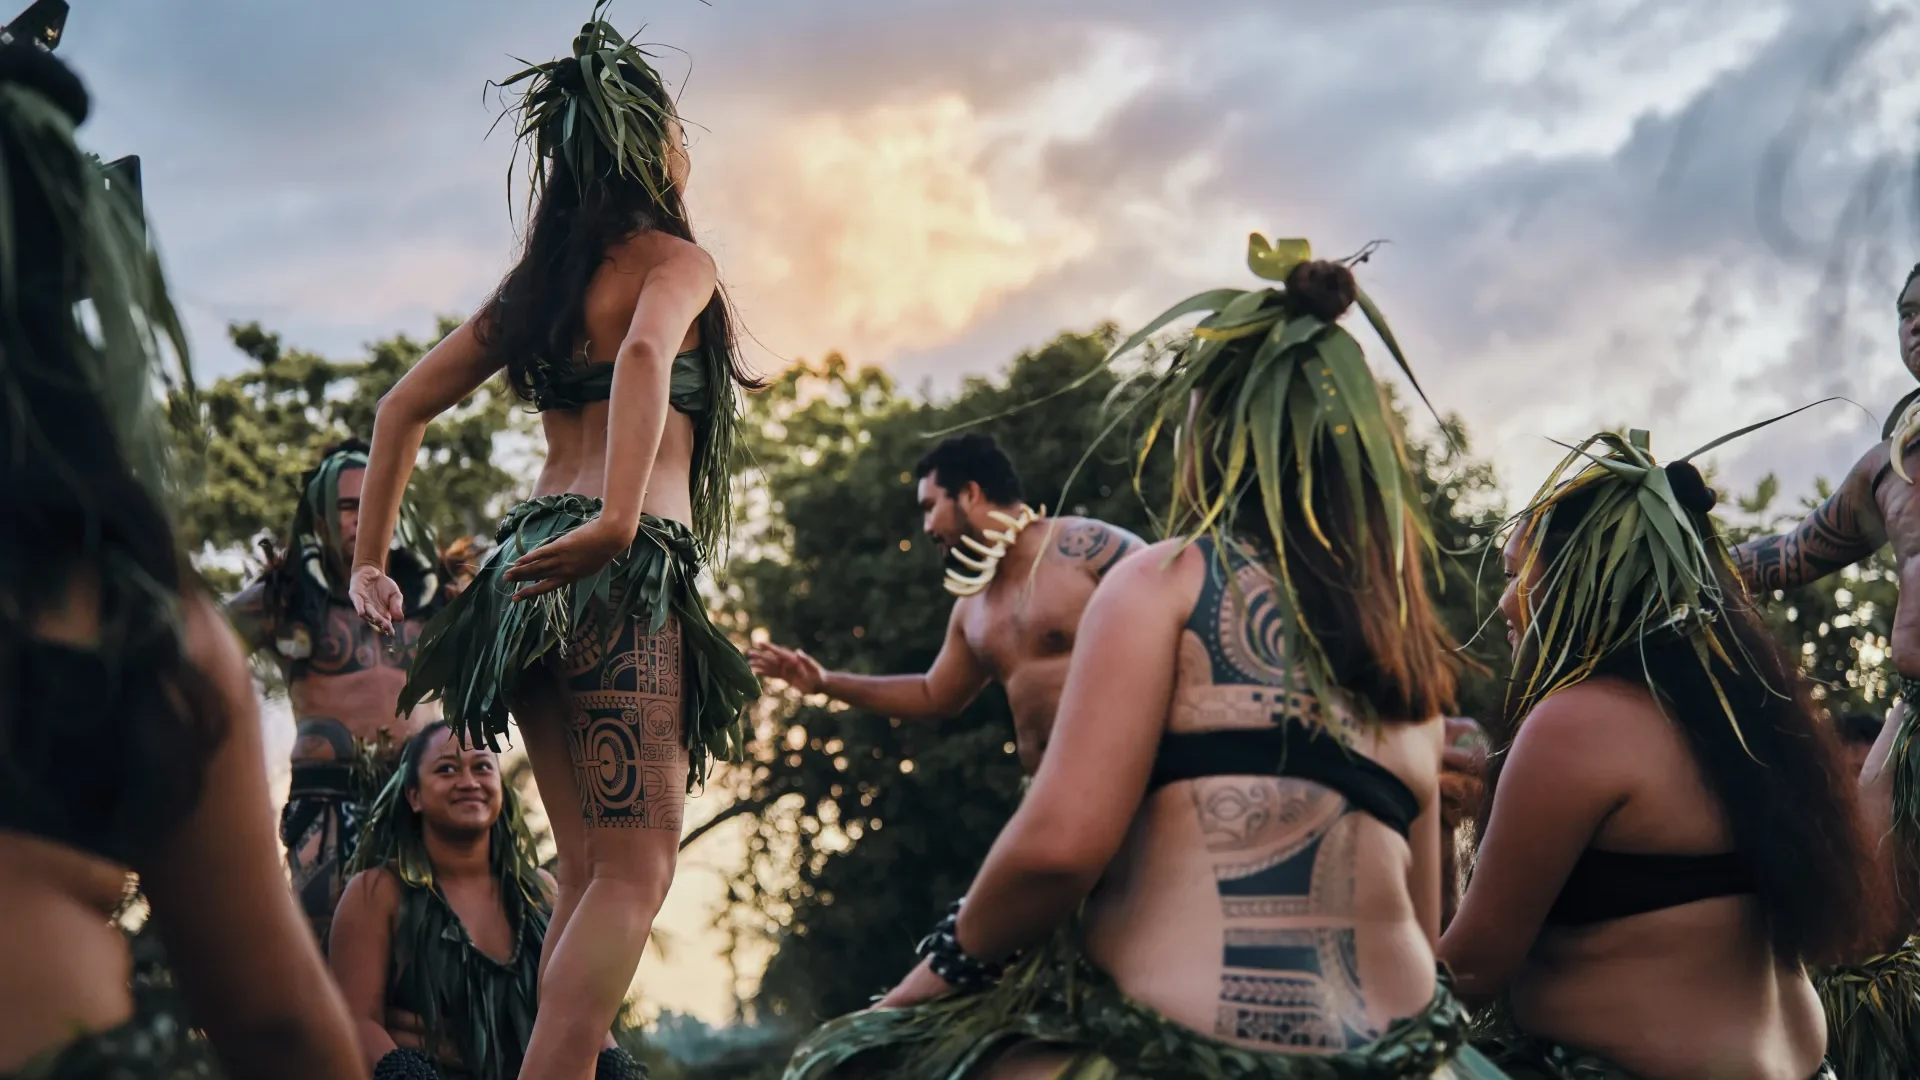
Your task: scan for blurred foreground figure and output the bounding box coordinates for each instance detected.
[0,40,363,1080]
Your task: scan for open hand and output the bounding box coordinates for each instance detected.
[501,519,633,602]
[872,957,953,1010]
[350,564,405,635]
[748,642,826,694]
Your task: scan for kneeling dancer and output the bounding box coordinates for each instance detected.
[785,237,1503,1079]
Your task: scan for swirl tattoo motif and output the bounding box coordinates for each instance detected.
[563,608,687,831]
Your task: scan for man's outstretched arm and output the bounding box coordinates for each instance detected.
[1732,466,1880,593]
[749,601,991,721]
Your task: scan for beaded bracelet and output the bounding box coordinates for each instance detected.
[914,899,1006,992]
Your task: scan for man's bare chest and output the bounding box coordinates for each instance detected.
[963,572,1092,678]
[282,607,424,683]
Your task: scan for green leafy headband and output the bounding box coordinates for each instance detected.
[1503,410,1831,747]
[1106,234,1440,720]
[493,1,679,210]
[0,79,191,503]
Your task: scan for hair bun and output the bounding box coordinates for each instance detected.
[0,43,86,125]
[1283,259,1357,323]
[1664,460,1717,514]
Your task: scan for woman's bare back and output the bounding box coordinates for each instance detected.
[1508,678,1825,1080]
[1080,543,1443,1053]
[532,230,705,522]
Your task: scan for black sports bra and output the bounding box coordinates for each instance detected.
[1544,848,1753,926]
[528,347,709,415]
[1148,724,1420,838]
[1145,535,1420,839]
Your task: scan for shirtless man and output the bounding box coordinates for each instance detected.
[1734,265,1920,946]
[748,433,1143,774]
[228,440,451,946]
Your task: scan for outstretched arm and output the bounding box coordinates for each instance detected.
[351,319,503,631]
[749,601,992,721]
[1732,463,1880,593]
[224,580,273,656]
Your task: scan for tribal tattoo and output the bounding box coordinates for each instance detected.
[301,606,422,677]
[1732,487,1875,593]
[292,716,356,763]
[562,604,688,831]
[1056,520,1140,578]
[1196,777,1374,1049]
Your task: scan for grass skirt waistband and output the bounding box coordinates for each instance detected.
[397,494,758,787]
[784,927,1507,1079]
[1470,998,1835,1080]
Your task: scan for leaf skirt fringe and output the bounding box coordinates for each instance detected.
[398,494,758,787]
[784,928,1507,1079]
[1815,936,1920,1080]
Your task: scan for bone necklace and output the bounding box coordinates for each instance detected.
[1893,398,1920,483]
[943,505,1047,597]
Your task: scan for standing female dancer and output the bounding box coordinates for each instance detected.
[348,8,759,1080]
[0,41,363,1080]
[787,237,1501,1078]
[1440,430,1884,1079]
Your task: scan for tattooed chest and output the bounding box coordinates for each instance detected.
[287,609,425,679]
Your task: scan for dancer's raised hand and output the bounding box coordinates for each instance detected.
[349,563,405,635]
[749,642,825,694]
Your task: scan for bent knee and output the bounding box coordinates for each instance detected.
[581,845,677,896]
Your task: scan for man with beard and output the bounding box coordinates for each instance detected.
[748,433,1143,775]
[228,439,453,947]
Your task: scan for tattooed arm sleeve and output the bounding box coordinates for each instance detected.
[1056,518,1147,579]
[1731,475,1878,593]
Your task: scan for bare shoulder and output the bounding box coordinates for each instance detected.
[339,866,401,914]
[1094,537,1197,594]
[1046,516,1147,579]
[1510,677,1663,775]
[614,230,715,282]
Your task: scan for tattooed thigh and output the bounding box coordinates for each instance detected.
[561,607,688,831]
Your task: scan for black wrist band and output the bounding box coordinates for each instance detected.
[915,899,1006,992]
[596,1045,648,1080]
[375,1047,440,1080]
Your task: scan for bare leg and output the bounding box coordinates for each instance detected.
[515,608,687,1080]
[512,667,589,985]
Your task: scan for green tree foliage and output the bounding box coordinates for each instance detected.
[172,318,526,591]
[716,329,1509,1023]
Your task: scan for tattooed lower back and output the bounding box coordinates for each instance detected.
[1193,776,1376,1050]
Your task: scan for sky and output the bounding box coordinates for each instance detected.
[57,0,1920,1023]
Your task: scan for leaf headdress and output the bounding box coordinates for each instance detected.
[1100,234,1444,723]
[1501,412,1829,744]
[493,0,680,212]
[0,49,191,508]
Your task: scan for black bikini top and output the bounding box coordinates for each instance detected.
[1544,848,1754,926]
[1144,535,1420,839]
[1148,725,1420,839]
[527,347,710,415]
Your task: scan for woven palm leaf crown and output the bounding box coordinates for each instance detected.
[0,46,191,506]
[494,0,679,211]
[1103,234,1442,722]
[1504,424,1793,746]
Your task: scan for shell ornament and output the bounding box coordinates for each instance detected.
[943,505,1046,597]
[1892,398,1920,483]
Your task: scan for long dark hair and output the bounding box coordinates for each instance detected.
[1485,475,1885,965]
[1195,262,1459,724]
[475,156,757,405]
[0,45,224,861]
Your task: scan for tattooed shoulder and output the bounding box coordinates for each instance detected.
[1055,518,1141,578]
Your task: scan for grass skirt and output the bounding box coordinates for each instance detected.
[784,927,1507,1079]
[1814,936,1920,1080]
[398,494,758,786]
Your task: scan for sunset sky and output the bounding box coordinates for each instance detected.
[65,0,1920,1024]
